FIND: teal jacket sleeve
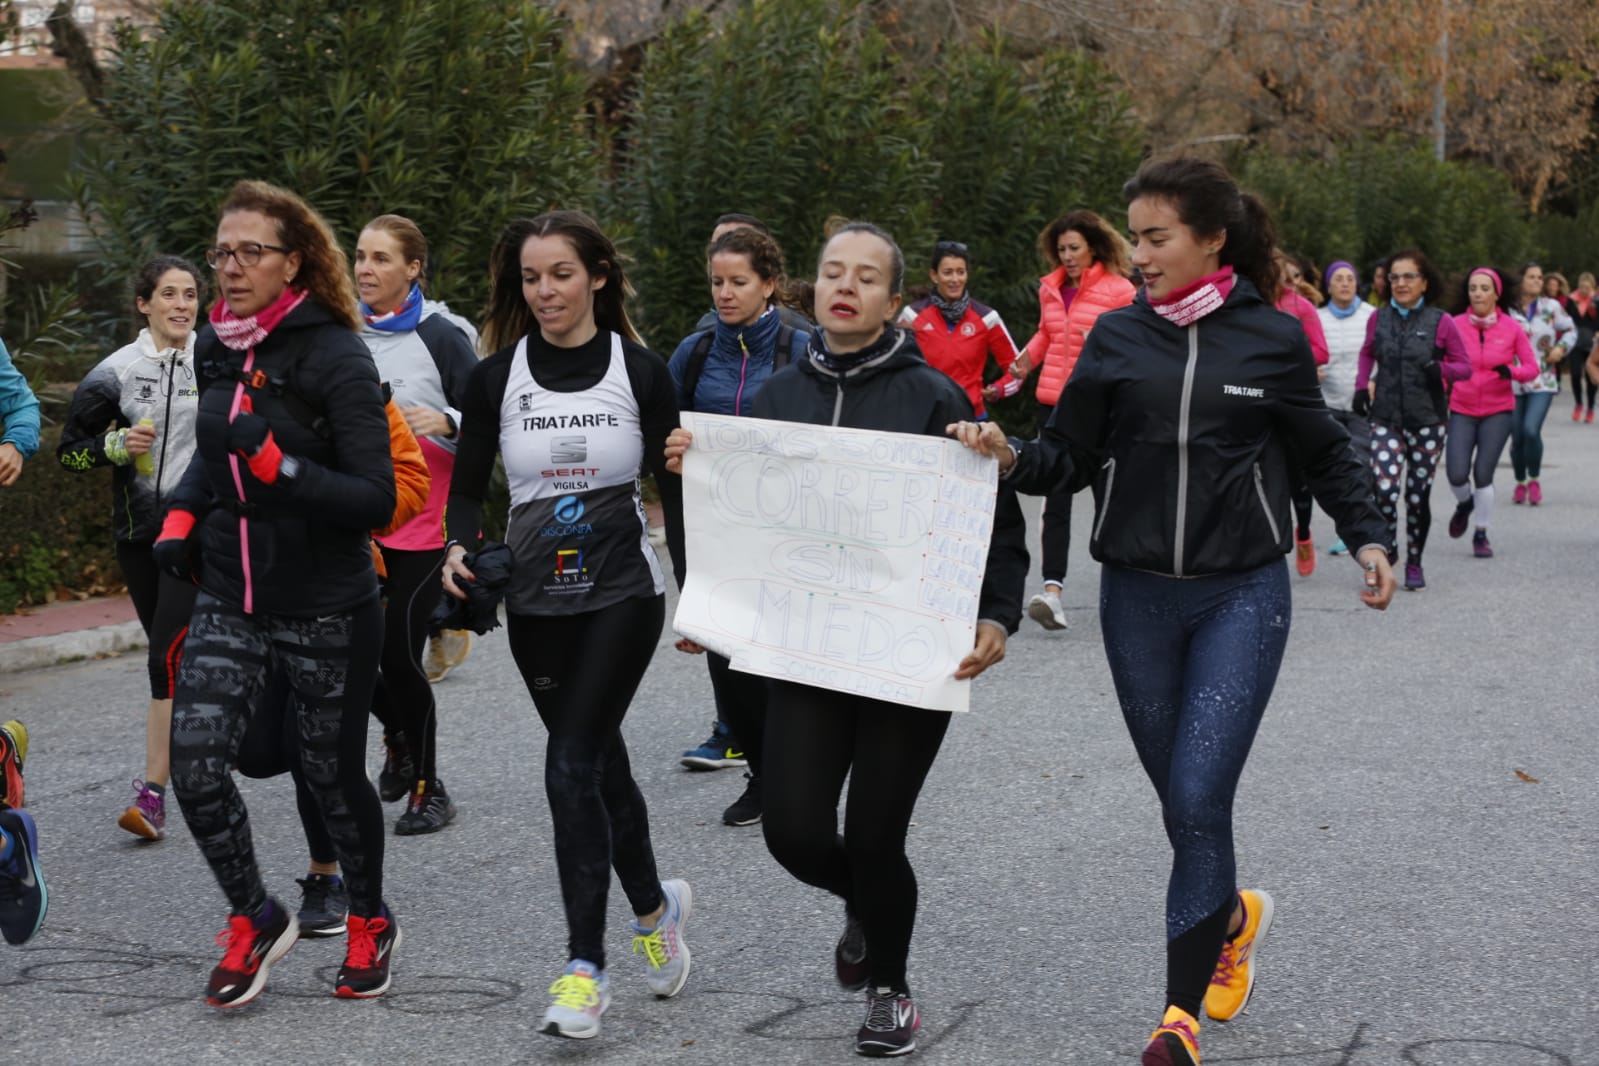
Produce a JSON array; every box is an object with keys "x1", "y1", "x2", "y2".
[{"x1": 0, "y1": 338, "x2": 42, "y2": 458}]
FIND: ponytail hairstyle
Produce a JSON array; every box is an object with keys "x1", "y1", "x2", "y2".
[
  {"x1": 1121, "y1": 157, "x2": 1279, "y2": 301},
  {"x1": 134, "y1": 254, "x2": 205, "y2": 312},
  {"x1": 707, "y1": 226, "x2": 802, "y2": 309},
  {"x1": 361, "y1": 213, "x2": 429, "y2": 290},
  {"x1": 218, "y1": 180, "x2": 359, "y2": 330},
  {"x1": 482, "y1": 209, "x2": 641, "y2": 353}
]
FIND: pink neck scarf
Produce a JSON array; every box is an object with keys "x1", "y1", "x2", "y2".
[
  {"x1": 209, "y1": 287, "x2": 306, "y2": 351},
  {"x1": 1468, "y1": 310, "x2": 1498, "y2": 329},
  {"x1": 1149, "y1": 267, "x2": 1235, "y2": 327}
]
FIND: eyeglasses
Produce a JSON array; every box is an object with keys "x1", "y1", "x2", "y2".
[
  {"x1": 1388, "y1": 272, "x2": 1422, "y2": 283},
  {"x1": 205, "y1": 242, "x2": 291, "y2": 269}
]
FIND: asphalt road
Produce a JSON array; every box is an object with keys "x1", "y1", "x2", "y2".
[{"x1": 2, "y1": 415, "x2": 1596, "y2": 1066}]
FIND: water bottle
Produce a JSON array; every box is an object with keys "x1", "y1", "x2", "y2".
[{"x1": 133, "y1": 419, "x2": 156, "y2": 477}]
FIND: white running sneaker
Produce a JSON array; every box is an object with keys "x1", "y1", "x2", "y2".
[
  {"x1": 631, "y1": 878, "x2": 692, "y2": 997},
  {"x1": 1027, "y1": 588, "x2": 1069, "y2": 631},
  {"x1": 540, "y1": 960, "x2": 609, "y2": 1039}
]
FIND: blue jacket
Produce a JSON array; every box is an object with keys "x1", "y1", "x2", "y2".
[
  {"x1": 668, "y1": 307, "x2": 813, "y2": 416},
  {"x1": 0, "y1": 338, "x2": 41, "y2": 458}
]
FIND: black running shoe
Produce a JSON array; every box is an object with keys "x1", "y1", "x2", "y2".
[
  {"x1": 296, "y1": 873, "x2": 348, "y2": 938},
  {"x1": 206, "y1": 901, "x2": 298, "y2": 1008},
  {"x1": 722, "y1": 773, "x2": 762, "y2": 827},
  {"x1": 0, "y1": 808, "x2": 47, "y2": 946},
  {"x1": 394, "y1": 780, "x2": 456, "y2": 836},
  {"x1": 335, "y1": 910, "x2": 400, "y2": 998},
  {"x1": 377, "y1": 734, "x2": 415, "y2": 803},
  {"x1": 836, "y1": 910, "x2": 869, "y2": 991},
  {"x1": 855, "y1": 987, "x2": 920, "y2": 1057}
]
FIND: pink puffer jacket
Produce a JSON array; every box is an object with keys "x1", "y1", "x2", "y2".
[{"x1": 1024, "y1": 261, "x2": 1135, "y2": 406}]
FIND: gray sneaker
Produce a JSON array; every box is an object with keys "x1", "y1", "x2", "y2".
[
  {"x1": 540, "y1": 959, "x2": 609, "y2": 1039},
  {"x1": 1027, "y1": 589, "x2": 1069, "y2": 631},
  {"x1": 295, "y1": 873, "x2": 348, "y2": 938},
  {"x1": 631, "y1": 878, "x2": 692, "y2": 997}
]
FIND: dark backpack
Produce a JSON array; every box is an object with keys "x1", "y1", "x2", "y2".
[{"x1": 680, "y1": 322, "x2": 801, "y2": 411}]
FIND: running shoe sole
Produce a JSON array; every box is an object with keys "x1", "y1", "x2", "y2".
[
  {"x1": 541, "y1": 1015, "x2": 601, "y2": 1040},
  {"x1": 334, "y1": 925, "x2": 402, "y2": 999},
  {"x1": 1026, "y1": 596, "x2": 1068, "y2": 631},
  {"x1": 1209, "y1": 890, "x2": 1274, "y2": 1023},
  {"x1": 679, "y1": 754, "x2": 747, "y2": 770},
  {"x1": 652, "y1": 879, "x2": 693, "y2": 998},
  {"x1": 117, "y1": 806, "x2": 163, "y2": 841},
  {"x1": 0, "y1": 810, "x2": 47, "y2": 945},
  {"x1": 207, "y1": 916, "x2": 299, "y2": 1010},
  {"x1": 298, "y1": 919, "x2": 347, "y2": 938}
]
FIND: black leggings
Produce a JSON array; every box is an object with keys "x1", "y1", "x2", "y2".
[
  {"x1": 506, "y1": 595, "x2": 666, "y2": 969},
  {"x1": 1570, "y1": 354, "x2": 1597, "y2": 408},
  {"x1": 236, "y1": 669, "x2": 338, "y2": 867},
  {"x1": 708, "y1": 652, "x2": 769, "y2": 776},
  {"x1": 761, "y1": 681, "x2": 951, "y2": 993},
  {"x1": 116, "y1": 540, "x2": 198, "y2": 700},
  {"x1": 171, "y1": 593, "x2": 386, "y2": 916},
  {"x1": 1038, "y1": 404, "x2": 1072, "y2": 585},
  {"x1": 370, "y1": 546, "x2": 445, "y2": 782}
]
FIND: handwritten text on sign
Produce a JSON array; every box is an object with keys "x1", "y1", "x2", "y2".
[{"x1": 672, "y1": 414, "x2": 998, "y2": 712}]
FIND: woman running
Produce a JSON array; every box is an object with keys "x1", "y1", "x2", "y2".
[
  {"x1": 1564, "y1": 271, "x2": 1598, "y2": 422},
  {"x1": 1011, "y1": 211, "x2": 1134, "y2": 632},
  {"x1": 1272, "y1": 249, "x2": 1330, "y2": 574},
  {"x1": 1353, "y1": 248, "x2": 1470, "y2": 590},
  {"x1": 161, "y1": 180, "x2": 398, "y2": 1007},
  {"x1": 952, "y1": 156, "x2": 1395, "y2": 1066},
  {"x1": 57, "y1": 256, "x2": 203, "y2": 840},
  {"x1": 666, "y1": 221, "x2": 1028, "y2": 1058},
  {"x1": 896, "y1": 239, "x2": 1023, "y2": 417},
  {"x1": 443, "y1": 210, "x2": 692, "y2": 1040},
  {"x1": 353, "y1": 213, "x2": 478, "y2": 835},
  {"x1": 668, "y1": 225, "x2": 812, "y2": 828},
  {"x1": 1445, "y1": 268, "x2": 1538, "y2": 558},
  {"x1": 1316, "y1": 261, "x2": 1377, "y2": 556},
  {"x1": 1508, "y1": 262, "x2": 1576, "y2": 505}
]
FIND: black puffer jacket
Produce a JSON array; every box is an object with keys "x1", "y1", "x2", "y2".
[
  {"x1": 1008, "y1": 278, "x2": 1387, "y2": 577},
  {"x1": 750, "y1": 327, "x2": 1029, "y2": 633},
  {"x1": 169, "y1": 299, "x2": 396, "y2": 616}
]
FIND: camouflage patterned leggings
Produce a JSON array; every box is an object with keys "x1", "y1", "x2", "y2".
[{"x1": 171, "y1": 592, "x2": 386, "y2": 917}]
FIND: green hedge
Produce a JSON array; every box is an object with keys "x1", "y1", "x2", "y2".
[{"x1": 0, "y1": 425, "x2": 122, "y2": 613}]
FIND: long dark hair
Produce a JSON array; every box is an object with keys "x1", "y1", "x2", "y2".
[
  {"x1": 134, "y1": 254, "x2": 204, "y2": 309},
  {"x1": 1388, "y1": 248, "x2": 1443, "y2": 305},
  {"x1": 482, "y1": 210, "x2": 641, "y2": 352},
  {"x1": 219, "y1": 180, "x2": 359, "y2": 331},
  {"x1": 1121, "y1": 157, "x2": 1278, "y2": 300},
  {"x1": 707, "y1": 227, "x2": 804, "y2": 311}
]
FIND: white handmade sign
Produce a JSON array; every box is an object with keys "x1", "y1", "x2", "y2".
[{"x1": 672, "y1": 412, "x2": 999, "y2": 713}]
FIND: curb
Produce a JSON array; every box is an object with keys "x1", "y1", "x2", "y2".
[{"x1": 0, "y1": 621, "x2": 148, "y2": 674}]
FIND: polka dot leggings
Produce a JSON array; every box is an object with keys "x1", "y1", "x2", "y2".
[{"x1": 1370, "y1": 422, "x2": 1445, "y2": 566}]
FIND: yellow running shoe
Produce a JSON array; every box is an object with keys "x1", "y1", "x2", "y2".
[
  {"x1": 1143, "y1": 1005, "x2": 1200, "y2": 1065},
  {"x1": 1204, "y1": 888, "x2": 1275, "y2": 1022},
  {"x1": 0, "y1": 720, "x2": 27, "y2": 810}
]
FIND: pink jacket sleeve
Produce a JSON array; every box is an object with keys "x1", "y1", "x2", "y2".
[
  {"x1": 1434, "y1": 315, "x2": 1471, "y2": 383},
  {"x1": 1296, "y1": 295, "x2": 1330, "y2": 365},
  {"x1": 1354, "y1": 311, "x2": 1381, "y2": 391}
]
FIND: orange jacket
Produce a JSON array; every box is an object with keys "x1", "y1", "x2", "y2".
[
  {"x1": 1024, "y1": 262, "x2": 1136, "y2": 406},
  {"x1": 371, "y1": 396, "x2": 432, "y2": 578}
]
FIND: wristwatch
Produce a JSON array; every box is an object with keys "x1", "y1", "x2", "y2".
[{"x1": 279, "y1": 455, "x2": 303, "y2": 482}]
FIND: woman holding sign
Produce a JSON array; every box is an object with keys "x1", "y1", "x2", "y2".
[
  {"x1": 951, "y1": 158, "x2": 1394, "y2": 1066},
  {"x1": 666, "y1": 221, "x2": 1028, "y2": 1058},
  {"x1": 443, "y1": 210, "x2": 692, "y2": 1041}
]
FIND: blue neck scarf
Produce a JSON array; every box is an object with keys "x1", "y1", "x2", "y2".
[
  {"x1": 362, "y1": 282, "x2": 424, "y2": 332},
  {"x1": 1328, "y1": 299, "x2": 1361, "y2": 319},
  {"x1": 1390, "y1": 296, "x2": 1425, "y2": 319}
]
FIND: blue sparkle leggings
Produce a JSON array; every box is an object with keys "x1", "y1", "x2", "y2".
[{"x1": 1099, "y1": 558, "x2": 1291, "y2": 1014}]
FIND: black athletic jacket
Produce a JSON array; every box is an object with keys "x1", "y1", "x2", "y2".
[
  {"x1": 751, "y1": 328, "x2": 1029, "y2": 634},
  {"x1": 168, "y1": 299, "x2": 396, "y2": 616},
  {"x1": 1008, "y1": 278, "x2": 1388, "y2": 577}
]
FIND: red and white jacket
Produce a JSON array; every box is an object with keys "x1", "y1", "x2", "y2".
[{"x1": 897, "y1": 297, "x2": 1021, "y2": 417}]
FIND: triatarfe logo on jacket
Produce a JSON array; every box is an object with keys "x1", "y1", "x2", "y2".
[{"x1": 1222, "y1": 384, "x2": 1265, "y2": 398}]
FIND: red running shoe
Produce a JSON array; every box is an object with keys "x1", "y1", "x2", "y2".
[
  {"x1": 1529, "y1": 479, "x2": 1543, "y2": 505},
  {"x1": 206, "y1": 903, "x2": 299, "y2": 1008},
  {"x1": 1294, "y1": 536, "x2": 1315, "y2": 576},
  {"x1": 1587, "y1": 408, "x2": 1595, "y2": 423},
  {"x1": 336, "y1": 911, "x2": 400, "y2": 998},
  {"x1": 1513, "y1": 482, "x2": 1528, "y2": 505}
]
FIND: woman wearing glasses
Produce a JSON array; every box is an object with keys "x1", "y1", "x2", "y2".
[
  {"x1": 1353, "y1": 249, "x2": 1471, "y2": 590},
  {"x1": 57, "y1": 256, "x2": 204, "y2": 842},
  {"x1": 896, "y1": 239, "x2": 1024, "y2": 418},
  {"x1": 1010, "y1": 211, "x2": 1135, "y2": 631},
  {"x1": 161, "y1": 180, "x2": 399, "y2": 1007},
  {"x1": 1508, "y1": 262, "x2": 1576, "y2": 504}
]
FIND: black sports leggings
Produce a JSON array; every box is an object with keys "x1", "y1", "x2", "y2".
[
  {"x1": 171, "y1": 592, "x2": 386, "y2": 916},
  {"x1": 116, "y1": 540, "x2": 198, "y2": 700},
  {"x1": 761, "y1": 681, "x2": 951, "y2": 992},
  {"x1": 236, "y1": 669, "x2": 338, "y2": 867},
  {"x1": 708, "y1": 652, "x2": 768, "y2": 776},
  {"x1": 506, "y1": 595, "x2": 666, "y2": 970},
  {"x1": 1038, "y1": 403, "x2": 1073, "y2": 585},
  {"x1": 1570, "y1": 354, "x2": 1597, "y2": 408},
  {"x1": 370, "y1": 545, "x2": 445, "y2": 782}
]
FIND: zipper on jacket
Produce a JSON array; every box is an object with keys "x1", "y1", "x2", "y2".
[
  {"x1": 1092, "y1": 457, "x2": 1116, "y2": 541},
  {"x1": 155, "y1": 351, "x2": 177, "y2": 509},
  {"x1": 1173, "y1": 325, "x2": 1200, "y2": 576},
  {"x1": 734, "y1": 333, "x2": 751, "y2": 415},
  {"x1": 831, "y1": 379, "x2": 845, "y2": 426},
  {"x1": 1252, "y1": 462, "x2": 1282, "y2": 543}
]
